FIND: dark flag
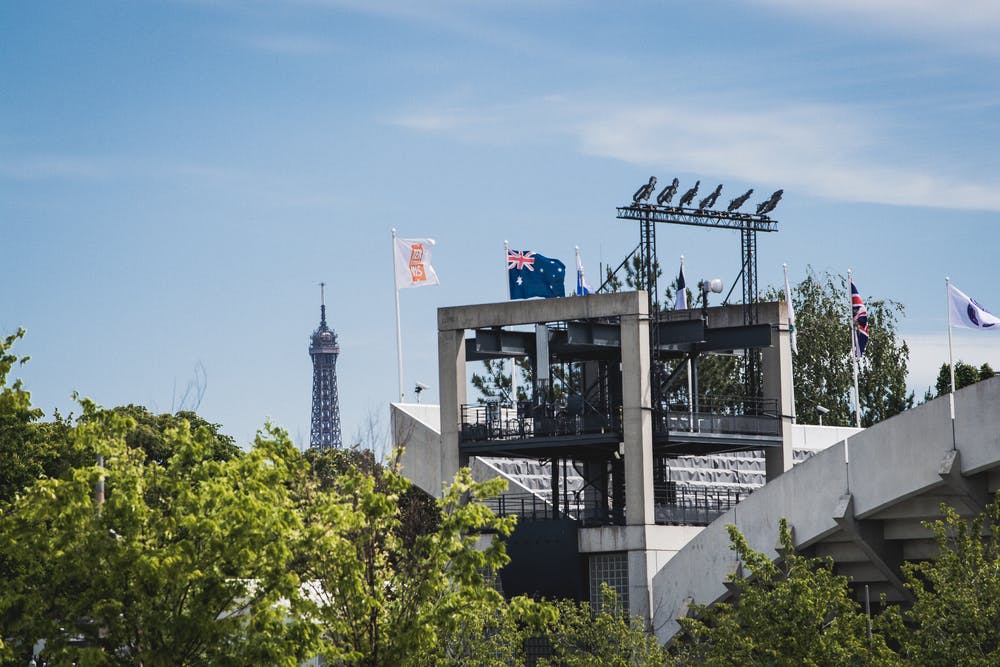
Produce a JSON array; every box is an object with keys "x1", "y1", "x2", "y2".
[
  {"x1": 507, "y1": 249, "x2": 566, "y2": 300},
  {"x1": 851, "y1": 278, "x2": 869, "y2": 357}
]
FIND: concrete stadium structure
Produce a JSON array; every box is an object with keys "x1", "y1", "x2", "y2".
[
  {"x1": 390, "y1": 289, "x2": 1000, "y2": 643},
  {"x1": 651, "y1": 376, "x2": 1000, "y2": 642}
]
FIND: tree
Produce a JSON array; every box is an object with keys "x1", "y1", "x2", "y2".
[
  {"x1": 0, "y1": 329, "x2": 60, "y2": 506},
  {"x1": 934, "y1": 360, "x2": 986, "y2": 397},
  {"x1": 669, "y1": 519, "x2": 899, "y2": 665},
  {"x1": 0, "y1": 407, "x2": 316, "y2": 666},
  {"x1": 772, "y1": 268, "x2": 912, "y2": 427},
  {"x1": 538, "y1": 586, "x2": 667, "y2": 667},
  {"x1": 980, "y1": 362, "x2": 996, "y2": 382},
  {"x1": 297, "y1": 456, "x2": 519, "y2": 666},
  {"x1": 880, "y1": 495, "x2": 1000, "y2": 666}
]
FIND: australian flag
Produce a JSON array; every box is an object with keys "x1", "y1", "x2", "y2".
[
  {"x1": 851, "y1": 278, "x2": 869, "y2": 358},
  {"x1": 508, "y1": 249, "x2": 566, "y2": 300}
]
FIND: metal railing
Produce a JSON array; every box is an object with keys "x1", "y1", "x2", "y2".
[
  {"x1": 656, "y1": 396, "x2": 780, "y2": 437},
  {"x1": 485, "y1": 484, "x2": 746, "y2": 528},
  {"x1": 460, "y1": 402, "x2": 618, "y2": 443},
  {"x1": 654, "y1": 483, "x2": 744, "y2": 525}
]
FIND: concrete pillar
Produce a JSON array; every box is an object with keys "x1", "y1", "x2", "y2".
[
  {"x1": 762, "y1": 301, "x2": 795, "y2": 481},
  {"x1": 437, "y1": 328, "x2": 466, "y2": 497},
  {"x1": 619, "y1": 299, "x2": 653, "y2": 526}
]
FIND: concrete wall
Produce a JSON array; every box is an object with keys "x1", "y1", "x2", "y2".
[
  {"x1": 650, "y1": 377, "x2": 1000, "y2": 642},
  {"x1": 392, "y1": 403, "x2": 447, "y2": 496}
]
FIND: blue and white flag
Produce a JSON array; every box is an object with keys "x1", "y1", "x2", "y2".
[
  {"x1": 575, "y1": 247, "x2": 592, "y2": 296},
  {"x1": 674, "y1": 259, "x2": 687, "y2": 310},
  {"x1": 949, "y1": 283, "x2": 1000, "y2": 330},
  {"x1": 508, "y1": 249, "x2": 566, "y2": 300}
]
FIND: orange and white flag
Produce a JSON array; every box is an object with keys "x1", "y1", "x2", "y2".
[{"x1": 394, "y1": 237, "x2": 440, "y2": 288}]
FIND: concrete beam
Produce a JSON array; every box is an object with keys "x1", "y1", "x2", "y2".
[
  {"x1": 833, "y1": 493, "x2": 912, "y2": 603},
  {"x1": 439, "y1": 291, "x2": 647, "y2": 331},
  {"x1": 937, "y1": 449, "x2": 988, "y2": 514}
]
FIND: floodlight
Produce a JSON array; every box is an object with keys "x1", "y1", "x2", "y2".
[
  {"x1": 727, "y1": 188, "x2": 753, "y2": 212},
  {"x1": 699, "y1": 184, "x2": 723, "y2": 209},
  {"x1": 756, "y1": 189, "x2": 783, "y2": 215},
  {"x1": 656, "y1": 177, "x2": 680, "y2": 205},
  {"x1": 702, "y1": 278, "x2": 723, "y2": 294},
  {"x1": 678, "y1": 180, "x2": 700, "y2": 208},
  {"x1": 632, "y1": 176, "x2": 657, "y2": 204}
]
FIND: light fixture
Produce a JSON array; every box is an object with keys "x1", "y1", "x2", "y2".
[
  {"x1": 678, "y1": 180, "x2": 700, "y2": 208},
  {"x1": 699, "y1": 184, "x2": 723, "y2": 209},
  {"x1": 632, "y1": 176, "x2": 657, "y2": 204},
  {"x1": 756, "y1": 189, "x2": 784, "y2": 215},
  {"x1": 656, "y1": 177, "x2": 680, "y2": 205},
  {"x1": 700, "y1": 278, "x2": 723, "y2": 317},
  {"x1": 816, "y1": 404, "x2": 829, "y2": 425},
  {"x1": 727, "y1": 188, "x2": 753, "y2": 212},
  {"x1": 414, "y1": 381, "x2": 429, "y2": 403}
]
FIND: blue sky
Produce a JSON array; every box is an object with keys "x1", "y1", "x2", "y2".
[{"x1": 3, "y1": 0, "x2": 1000, "y2": 447}]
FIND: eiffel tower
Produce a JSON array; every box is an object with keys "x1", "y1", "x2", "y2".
[{"x1": 309, "y1": 283, "x2": 342, "y2": 448}]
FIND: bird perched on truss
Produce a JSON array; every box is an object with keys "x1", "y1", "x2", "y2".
[
  {"x1": 678, "y1": 180, "x2": 700, "y2": 208},
  {"x1": 699, "y1": 184, "x2": 723, "y2": 209},
  {"x1": 656, "y1": 177, "x2": 680, "y2": 205},
  {"x1": 756, "y1": 189, "x2": 784, "y2": 215},
  {"x1": 727, "y1": 188, "x2": 754, "y2": 212},
  {"x1": 632, "y1": 176, "x2": 657, "y2": 204}
]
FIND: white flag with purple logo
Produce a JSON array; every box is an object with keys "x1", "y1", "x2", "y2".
[{"x1": 949, "y1": 283, "x2": 1000, "y2": 330}]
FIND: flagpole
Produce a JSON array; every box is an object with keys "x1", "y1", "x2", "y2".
[
  {"x1": 784, "y1": 263, "x2": 797, "y2": 424},
  {"x1": 849, "y1": 269, "x2": 861, "y2": 428},
  {"x1": 505, "y1": 241, "x2": 517, "y2": 404},
  {"x1": 946, "y1": 276, "x2": 956, "y2": 422},
  {"x1": 392, "y1": 228, "x2": 404, "y2": 402},
  {"x1": 681, "y1": 254, "x2": 694, "y2": 430}
]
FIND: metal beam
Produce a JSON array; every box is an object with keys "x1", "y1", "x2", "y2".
[
  {"x1": 466, "y1": 329, "x2": 535, "y2": 361},
  {"x1": 658, "y1": 323, "x2": 772, "y2": 354},
  {"x1": 616, "y1": 205, "x2": 779, "y2": 232},
  {"x1": 654, "y1": 319, "x2": 705, "y2": 346},
  {"x1": 567, "y1": 321, "x2": 622, "y2": 348}
]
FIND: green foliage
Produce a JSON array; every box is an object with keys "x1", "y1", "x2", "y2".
[
  {"x1": 539, "y1": 585, "x2": 667, "y2": 667},
  {"x1": 0, "y1": 329, "x2": 54, "y2": 506},
  {"x1": 471, "y1": 358, "x2": 530, "y2": 403},
  {"x1": 670, "y1": 518, "x2": 898, "y2": 666},
  {"x1": 934, "y1": 360, "x2": 990, "y2": 397},
  {"x1": 0, "y1": 407, "x2": 315, "y2": 666},
  {"x1": 770, "y1": 268, "x2": 912, "y2": 426},
  {"x1": 100, "y1": 404, "x2": 239, "y2": 465},
  {"x1": 881, "y1": 494, "x2": 1000, "y2": 666},
  {"x1": 298, "y1": 459, "x2": 517, "y2": 666}
]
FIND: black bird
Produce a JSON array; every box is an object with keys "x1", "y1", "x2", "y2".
[
  {"x1": 727, "y1": 188, "x2": 754, "y2": 212},
  {"x1": 699, "y1": 184, "x2": 723, "y2": 209},
  {"x1": 632, "y1": 176, "x2": 657, "y2": 204},
  {"x1": 756, "y1": 189, "x2": 784, "y2": 215},
  {"x1": 656, "y1": 178, "x2": 680, "y2": 206},
  {"x1": 678, "y1": 180, "x2": 700, "y2": 208}
]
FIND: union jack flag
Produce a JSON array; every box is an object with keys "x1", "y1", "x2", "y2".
[
  {"x1": 851, "y1": 278, "x2": 869, "y2": 358},
  {"x1": 507, "y1": 250, "x2": 536, "y2": 271}
]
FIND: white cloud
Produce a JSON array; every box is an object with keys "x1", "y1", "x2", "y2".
[
  {"x1": 393, "y1": 94, "x2": 1000, "y2": 212},
  {"x1": 753, "y1": 0, "x2": 1000, "y2": 54},
  {"x1": 574, "y1": 100, "x2": 1000, "y2": 211}
]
